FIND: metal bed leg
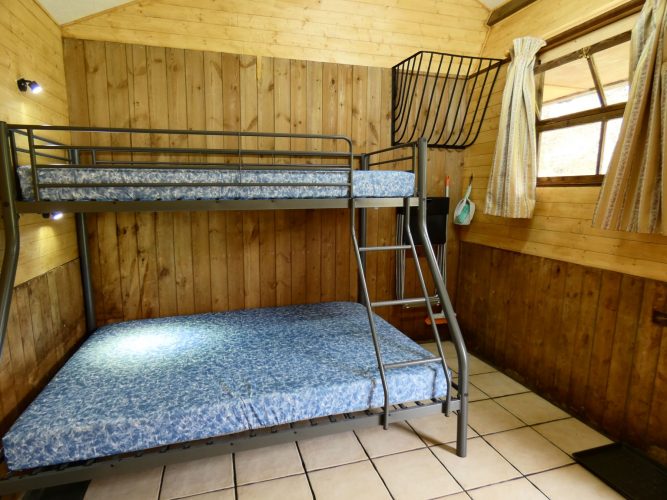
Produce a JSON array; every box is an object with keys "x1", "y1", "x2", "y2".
[
  {"x1": 416, "y1": 137, "x2": 469, "y2": 457},
  {"x1": 0, "y1": 122, "x2": 20, "y2": 359},
  {"x1": 76, "y1": 213, "x2": 96, "y2": 334}
]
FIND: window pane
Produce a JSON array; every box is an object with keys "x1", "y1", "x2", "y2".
[
  {"x1": 541, "y1": 58, "x2": 599, "y2": 119},
  {"x1": 593, "y1": 41, "x2": 631, "y2": 104},
  {"x1": 538, "y1": 122, "x2": 602, "y2": 177},
  {"x1": 601, "y1": 118, "x2": 623, "y2": 174}
]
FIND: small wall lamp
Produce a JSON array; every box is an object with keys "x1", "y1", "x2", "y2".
[{"x1": 17, "y1": 78, "x2": 42, "y2": 94}]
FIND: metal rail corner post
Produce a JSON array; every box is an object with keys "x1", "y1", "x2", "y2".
[
  {"x1": 0, "y1": 122, "x2": 20, "y2": 358},
  {"x1": 416, "y1": 136, "x2": 469, "y2": 457},
  {"x1": 357, "y1": 154, "x2": 369, "y2": 305},
  {"x1": 75, "y1": 213, "x2": 96, "y2": 334}
]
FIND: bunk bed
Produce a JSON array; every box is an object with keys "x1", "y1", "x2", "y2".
[{"x1": 0, "y1": 123, "x2": 470, "y2": 493}]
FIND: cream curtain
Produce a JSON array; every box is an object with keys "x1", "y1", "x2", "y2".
[
  {"x1": 485, "y1": 37, "x2": 545, "y2": 218},
  {"x1": 593, "y1": 0, "x2": 666, "y2": 234}
]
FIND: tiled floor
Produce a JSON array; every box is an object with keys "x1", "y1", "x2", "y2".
[{"x1": 83, "y1": 342, "x2": 620, "y2": 500}]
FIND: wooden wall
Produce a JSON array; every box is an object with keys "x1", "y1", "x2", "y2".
[
  {"x1": 0, "y1": 0, "x2": 78, "y2": 285},
  {"x1": 62, "y1": 38, "x2": 464, "y2": 338},
  {"x1": 0, "y1": 1, "x2": 86, "y2": 435},
  {"x1": 60, "y1": 0, "x2": 490, "y2": 68},
  {"x1": 457, "y1": 242, "x2": 667, "y2": 464},
  {"x1": 461, "y1": 0, "x2": 667, "y2": 282}
]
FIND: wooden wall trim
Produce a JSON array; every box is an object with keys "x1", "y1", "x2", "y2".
[
  {"x1": 487, "y1": 0, "x2": 539, "y2": 27},
  {"x1": 456, "y1": 241, "x2": 667, "y2": 464}
]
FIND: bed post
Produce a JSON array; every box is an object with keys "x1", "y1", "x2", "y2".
[
  {"x1": 357, "y1": 154, "x2": 368, "y2": 305},
  {"x1": 0, "y1": 122, "x2": 20, "y2": 358},
  {"x1": 416, "y1": 136, "x2": 469, "y2": 457},
  {"x1": 75, "y1": 213, "x2": 96, "y2": 334}
]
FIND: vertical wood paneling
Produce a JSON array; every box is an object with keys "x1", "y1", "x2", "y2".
[
  {"x1": 457, "y1": 241, "x2": 667, "y2": 465},
  {"x1": 63, "y1": 39, "x2": 457, "y2": 338},
  {"x1": 0, "y1": 260, "x2": 85, "y2": 435}
]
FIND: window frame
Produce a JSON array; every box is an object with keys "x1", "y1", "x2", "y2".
[{"x1": 535, "y1": 31, "x2": 630, "y2": 186}]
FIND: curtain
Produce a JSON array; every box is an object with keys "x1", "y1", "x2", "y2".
[
  {"x1": 485, "y1": 37, "x2": 545, "y2": 218},
  {"x1": 593, "y1": 0, "x2": 666, "y2": 234}
]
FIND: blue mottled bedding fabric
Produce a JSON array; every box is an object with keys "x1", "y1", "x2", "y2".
[
  {"x1": 17, "y1": 166, "x2": 414, "y2": 200},
  {"x1": 2, "y1": 302, "x2": 446, "y2": 470}
]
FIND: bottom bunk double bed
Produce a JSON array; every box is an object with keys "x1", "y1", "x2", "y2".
[{"x1": 0, "y1": 302, "x2": 456, "y2": 492}]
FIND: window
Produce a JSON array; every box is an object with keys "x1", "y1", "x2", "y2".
[{"x1": 536, "y1": 32, "x2": 631, "y2": 186}]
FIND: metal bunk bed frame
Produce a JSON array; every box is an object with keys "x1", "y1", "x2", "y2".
[{"x1": 0, "y1": 122, "x2": 469, "y2": 494}]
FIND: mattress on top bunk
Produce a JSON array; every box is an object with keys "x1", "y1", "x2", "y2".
[
  {"x1": 16, "y1": 166, "x2": 415, "y2": 201},
  {"x1": 2, "y1": 302, "x2": 447, "y2": 471}
]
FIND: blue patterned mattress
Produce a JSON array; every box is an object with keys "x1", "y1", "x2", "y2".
[
  {"x1": 2, "y1": 302, "x2": 446, "y2": 470},
  {"x1": 16, "y1": 166, "x2": 414, "y2": 201}
]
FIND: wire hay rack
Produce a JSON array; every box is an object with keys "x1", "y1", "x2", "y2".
[{"x1": 392, "y1": 51, "x2": 504, "y2": 149}]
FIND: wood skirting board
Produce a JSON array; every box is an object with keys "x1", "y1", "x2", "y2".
[
  {"x1": 456, "y1": 242, "x2": 667, "y2": 465},
  {"x1": 0, "y1": 259, "x2": 86, "y2": 435}
]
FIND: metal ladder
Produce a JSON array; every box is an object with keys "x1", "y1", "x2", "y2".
[{"x1": 350, "y1": 138, "x2": 469, "y2": 456}]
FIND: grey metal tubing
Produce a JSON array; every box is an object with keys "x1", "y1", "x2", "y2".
[
  {"x1": 384, "y1": 357, "x2": 441, "y2": 369},
  {"x1": 75, "y1": 213, "x2": 96, "y2": 334},
  {"x1": 416, "y1": 137, "x2": 468, "y2": 457},
  {"x1": 0, "y1": 399, "x2": 446, "y2": 495},
  {"x1": 357, "y1": 155, "x2": 368, "y2": 306},
  {"x1": 0, "y1": 122, "x2": 20, "y2": 360},
  {"x1": 402, "y1": 197, "x2": 452, "y2": 417},
  {"x1": 359, "y1": 245, "x2": 410, "y2": 252},
  {"x1": 350, "y1": 198, "x2": 390, "y2": 429},
  {"x1": 371, "y1": 297, "x2": 427, "y2": 308},
  {"x1": 15, "y1": 198, "x2": 416, "y2": 215}
]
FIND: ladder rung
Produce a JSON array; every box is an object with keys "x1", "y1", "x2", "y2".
[
  {"x1": 371, "y1": 297, "x2": 427, "y2": 308},
  {"x1": 384, "y1": 357, "x2": 443, "y2": 369},
  {"x1": 359, "y1": 244, "x2": 411, "y2": 252}
]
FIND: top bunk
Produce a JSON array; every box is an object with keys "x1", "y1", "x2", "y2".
[{"x1": 0, "y1": 123, "x2": 425, "y2": 214}]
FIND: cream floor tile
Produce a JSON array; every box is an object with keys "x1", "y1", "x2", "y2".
[
  {"x1": 431, "y1": 437, "x2": 520, "y2": 490},
  {"x1": 181, "y1": 490, "x2": 235, "y2": 500},
  {"x1": 436, "y1": 493, "x2": 471, "y2": 499},
  {"x1": 469, "y1": 372, "x2": 528, "y2": 397},
  {"x1": 355, "y1": 421, "x2": 425, "y2": 458},
  {"x1": 237, "y1": 474, "x2": 313, "y2": 500},
  {"x1": 468, "y1": 382, "x2": 491, "y2": 402},
  {"x1": 298, "y1": 431, "x2": 367, "y2": 471},
  {"x1": 160, "y1": 454, "x2": 233, "y2": 499},
  {"x1": 452, "y1": 379, "x2": 490, "y2": 402},
  {"x1": 533, "y1": 418, "x2": 613, "y2": 455},
  {"x1": 407, "y1": 412, "x2": 478, "y2": 446},
  {"x1": 468, "y1": 400, "x2": 525, "y2": 435},
  {"x1": 485, "y1": 427, "x2": 573, "y2": 475},
  {"x1": 495, "y1": 393, "x2": 569, "y2": 425},
  {"x1": 308, "y1": 460, "x2": 391, "y2": 500},
  {"x1": 373, "y1": 448, "x2": 462, "y2": 499},
  {"x1": 235, "y1": 442, "x2": 303, "y2": 486},
  {"x1": 468, "y1": 355, "x2": 496, "y2": 375},
  {"x1": 84, "y1": 467, "x2": 163, "y2": 500},
  {"x1": 468, "y1": 478, "x2": 548, "y2": 500},
  {"x1": 529, "y1": 464, "x2": 624, "y2": 499}
]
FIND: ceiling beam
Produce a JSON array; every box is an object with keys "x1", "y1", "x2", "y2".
[{"x1": 487, "y1": 0, "x2": 539, "y2": 26}]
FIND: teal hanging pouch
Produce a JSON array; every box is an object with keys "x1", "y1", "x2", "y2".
[{"x1": 454, "y1": 175, "x2": 475, "y2": 226}]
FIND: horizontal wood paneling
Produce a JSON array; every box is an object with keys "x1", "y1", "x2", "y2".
[
  {"x1": 0, "y1": 0, "x2": 77, "y2": 285},
  {"x1": 0, "y1": 259, "x2": 86, "y2": 435},
  {"x1": 461, "y1": 0, "x2": 667, "y2": 282},
  {"x1": 457, "y1": 242, "x2": 667, "y2": 464},
  {"x1": 64, "y1": 39, "x2": 463, "y2": 339},
  {"x1": 61, "y1": 0, "x2": 490, "y2": 68}
]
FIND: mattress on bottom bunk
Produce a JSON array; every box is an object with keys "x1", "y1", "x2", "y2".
[
  {"x1": 2, "y1": 302, "x2": 447, "y2": 470},
  {"x1": 16, "y1": 166, "x2": 415, "y2": 201}
]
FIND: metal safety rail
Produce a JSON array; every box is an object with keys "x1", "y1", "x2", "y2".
[
  {"x1": 353, "y1": 137, "x2": 469, "y2": 452},
  {"x1": 392, "y1": 51, "x2": 503, "y2": 148},
  {"x1": 0, "y1": 123, "x2": 469, "y2": 494}
]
